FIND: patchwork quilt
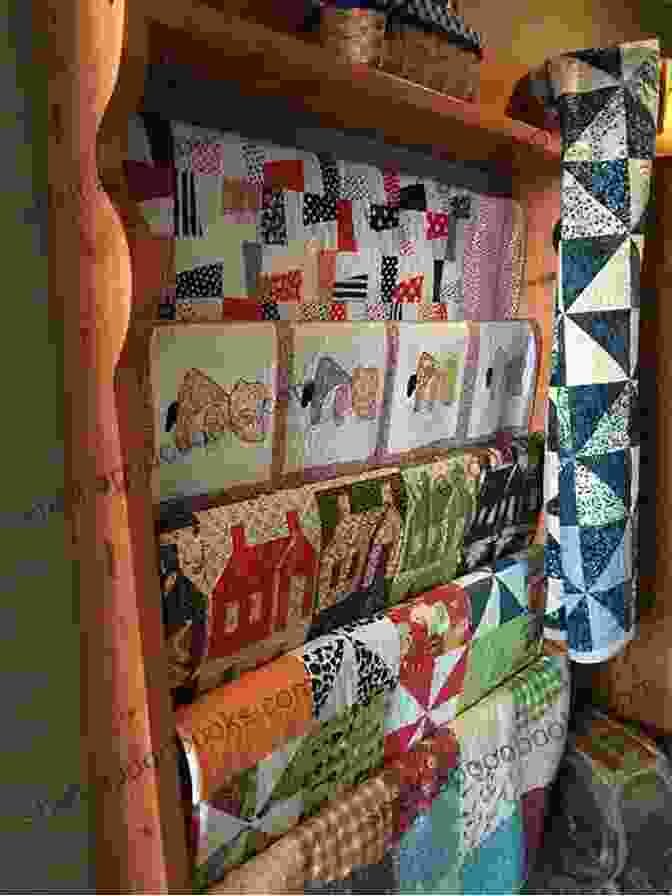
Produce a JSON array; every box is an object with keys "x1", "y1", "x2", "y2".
[
  {"x1": 383, "y1": 547, "x2": 545, "y2": 760},
  {"x1": 179, "y1": 613, "x2": 401, "y2": 890},
  {"x1": 126, "y1": 116, "x2": 526, "y2": 324},
  {"x1": 159, "y1": 445, "x2": 544, "y2": 692},
  {"x1": 207, "y1": 654, "x2": 570, "y2": 894},
  {"x1": 542, "y1": 40, "x2": 660, "y2": 661}
]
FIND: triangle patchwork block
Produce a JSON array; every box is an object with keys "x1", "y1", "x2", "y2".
[
  {"x1": 569, "y1": 48, "x2": 623, "y2": 81},
  {"x1": 565, "y1": 161, "x2": 630, "y2": 231},
  {"x1": 574, "y1": 461, "x2": 628, "y2": 528},
  {"x1": 565, "y1": 238, "x2": 631, "y2": 312},
  {"x1": 561, "y1": 170, "x2": 628, "y2": 239},
  {"x1": 568, "y1": 310, "x2": 631, "y2": 374},
  {"x1": 465, "y1": 576, "x2": 494, "y2": 632},
  {"x1": 563, "y1": 316, "x2": 629, "y2": 385},
  {"x1": 560, "y1": 87, "x2": 623, "y2": 154},
  {"x1": 579, "y1": 520, "x2": 627, "y2": 589},
  {"x1": 576, "y1": 380, "x2": 633, "y2": 457},
  {"x1": 564, "y1": 88, "x2": 628, "y2": 162},
  {"x1": 561, "y1": 236, "x2": 623, "y2": 311}
]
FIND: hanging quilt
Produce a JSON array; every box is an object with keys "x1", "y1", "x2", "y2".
[
  {"x1": 125, "y1": 114, "x2": 527, "y2": 323},
  {"x1": 149, "y1": 323, "x2": 278, "y2": 503},
  {"x1": 543, "y1": 40, "x2": 660, "y2": 661},
  {"x1": 158, "y1": 485, "x2": 321, "y2": 695}
]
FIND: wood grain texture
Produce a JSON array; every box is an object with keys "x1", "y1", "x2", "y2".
[
  {"x1": 50, "y1": 0, "x2": 189, "y2": 890},
  {"x1": 143, "y1": 3, "x2": 561, "y2": 169}
]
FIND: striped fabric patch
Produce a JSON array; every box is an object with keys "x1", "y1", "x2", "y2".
[
  {"x1": 333, "y1": 273, "x2": 369, "y2": 302},
  {"x1": 174, "y1": 169, "x2": 203, "y2": 238}
]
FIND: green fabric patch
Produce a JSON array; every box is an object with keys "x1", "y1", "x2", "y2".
[{"x1": 459, "y1": 616, "x2": 536, "y2": 711}]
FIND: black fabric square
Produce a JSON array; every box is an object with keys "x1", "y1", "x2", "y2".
[
  {"x1": 370, "y1": 204, "x2": 400, "y2": 232},
  {"x1": 398, "y1": 183, "x2": 427, "y2": 211}
]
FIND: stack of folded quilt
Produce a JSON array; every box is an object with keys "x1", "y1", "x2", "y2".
[{"x1": 127, "y1": 111, "x2": 568, "y2": 893}]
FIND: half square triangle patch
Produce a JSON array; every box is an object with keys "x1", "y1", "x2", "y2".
[
  {"x1": 564, "y1": 160, "x2": 630, "y2": 231},
  {"x1": 561, "y1": 169, "x2": 628, "y2": 239},
  {"x1": 563, "y1": 236, "x2": 631, "y2": 312},
  {"x1": 563, "y1": 315, "x2": 629, "y2": 385},
  {"x1": 559, "y1": 87, "x2": 623, "y2": 155}
]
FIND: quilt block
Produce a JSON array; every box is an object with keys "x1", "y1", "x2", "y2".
[
  {"x1": 282, "y1": 323, "x2": 388, "y2": 475},
  {"x1": 385, "y1": 586, "x2": 472, "y2": 761},
  {"x1": 457, "y1": 547, "x2": 545, "y2": 713},
  {"x1": 308, "y1": 470, "x2": 404, "y2": 639},
  {"x1": 388, "y1": 452, "x2": 481, "y2": 607},
  {"x1": 159, "y1": 485, "x2": 322, "y2": 696},
  {"x1": 458, "y1": 434, "x2": 544, "y2": 575},
  {"x1": 150, "y1": 323, "x2": 278, "y2": 502},
  {"x1": 384, "y1": 322, "x2": 469, "y2": 454}
]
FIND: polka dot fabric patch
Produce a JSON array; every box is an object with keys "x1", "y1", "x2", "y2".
[
  {"x1": 176, "y1": 263, "x2": 223, "y2": 299},
  {"x1": 243, "y1": 143, "x2": 266, "y2": 184},
  {"x1": 191, "y1": 141, "x2": 224, "y2": 176},
  {"x1": 317, "y1": 154, "x2": 341, "y2": 201},
  {"x1": 381, "y1": 256, "x2": 399, "y2": 302},
  {"x1": 262, "y1": 188, "x2": 288, "y2": 245},
  {"x1": 304, "y1": 194, "x2": 338, "y2": 226}
]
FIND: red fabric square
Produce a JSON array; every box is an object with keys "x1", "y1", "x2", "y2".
[
  {"x1": 384, "y1": 170, "x2": 401, "y2": 207},
  {"x1": 263, "y1": 160, "x2": 305, "y2": 192},
  {"x1": 221, "y1": 299, "x2": 264, "y2": 321},
  {"x1": 318, "y1": 250, "x2": 337, "y2": 290},
  {"x1": 330, "y1": 302, "x2": 347, "y2": 321},
  {"x1": 393, "y1": 274, "x2": 424, "y2": 304},
  {"x1": 337, "y1": 199, "x2": 357, "y2": 252},
  {"x1": 426, "y1": 211, "x2": 451, "y2": 239},
  {"x1": 271, "y1": 270, "x2": 303, "y2": 303},
  {"x1": 124, "y1": 160, "x2": 175, "y2": 201}
]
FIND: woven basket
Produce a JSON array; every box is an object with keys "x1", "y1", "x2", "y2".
[
  {"x1": 319, "y1": 7, "x2": 387, "y2": 66},
  {"x1": 382, "y1": 20, "x2": 480, "y2": 100}
]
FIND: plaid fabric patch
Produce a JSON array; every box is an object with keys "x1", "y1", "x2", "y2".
[{"x1": 508, "y1": 655, "x2": 566, "y2": 728}]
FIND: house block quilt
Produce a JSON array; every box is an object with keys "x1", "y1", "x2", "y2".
[{"x1": 159, "y1": 443, "x2": 543, "y2": 694}]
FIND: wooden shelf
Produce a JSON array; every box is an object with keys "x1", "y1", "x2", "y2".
[{"x1": 139, "y1": 0, "x2": 561, "y2": 171}]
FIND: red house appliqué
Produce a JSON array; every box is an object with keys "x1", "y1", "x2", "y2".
[{"x1": 208, "y1": 510, "x2": 317, "y2": 658}]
